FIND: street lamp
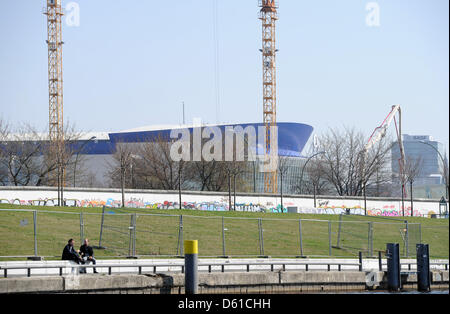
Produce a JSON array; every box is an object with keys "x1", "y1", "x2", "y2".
[
  {"x1": 299, "y1": 151, "x2": 326, "y2": 195},
  {"x1": 73, "y1": 136, "x2": 96, "y2": 188},
  {"x1": 418, "y1": 140, "x2": 449, "y2": 201}
]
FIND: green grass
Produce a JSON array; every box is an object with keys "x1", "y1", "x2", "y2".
[{"x1": 0, "y1": 204, "x2": 448, "y2": 260}]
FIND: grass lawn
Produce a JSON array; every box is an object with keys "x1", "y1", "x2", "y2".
[{"x1": 0, "y1": 204, "x2": 448, "y2": 260}]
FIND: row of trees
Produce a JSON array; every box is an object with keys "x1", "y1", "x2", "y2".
[
  {"x1": 2, "y1": 118, "x2": 444, "y2": 202},
  {"x1": 106, "y1": 127, "x2": 426, "y2": 200},
  {"x1": 0, "y1": 119, "x2": 96, "y2": 188},
  {"x1": 107, "y1": 136, "x2": 249, "y2": 193},
  {"x1": 292, "y1": 128, "x2": 427, "y2": 199}
]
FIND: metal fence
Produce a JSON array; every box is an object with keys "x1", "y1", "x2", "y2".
[
  {"x1": 1, "y1": 208, "x2": 437, "y2": 259},
  {"x1": 334, "y1": 214, "x2": 424, "y2": 258}
]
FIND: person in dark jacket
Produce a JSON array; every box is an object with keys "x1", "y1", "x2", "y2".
[
  {"x1": 62, "y1": 239, "x2": 83, "y2": 264},
  {"x1": 80, "y1": 238, "x2": 97, "y2": 274}
]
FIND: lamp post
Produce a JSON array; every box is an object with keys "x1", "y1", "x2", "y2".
[
  {"x1": 418, "y1": 140, "x2": 449, "y2": 201},
  {"x1": 179, "y1": 165, "x2": 182, "y2": 210},
  {"x1": 228, "y1": 171, "x2": 232, "y2": 211},
  {"x1": 73, "y1": 136, "x2": 96, "y2": 188},
  {"x1": 299, "y1": 151, "x2": 326, "y2": 195}
]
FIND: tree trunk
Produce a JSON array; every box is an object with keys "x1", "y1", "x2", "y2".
[
  {"x1": 401, "y1": 184, "x2": 405, "y2": 217},
  {"x1": 121, "y1": 168, "x2": 125, "y2": 208}
]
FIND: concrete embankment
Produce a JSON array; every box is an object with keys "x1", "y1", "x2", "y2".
[{"x1": 0, "y1": 270, "x2": 448, "y2": 294}]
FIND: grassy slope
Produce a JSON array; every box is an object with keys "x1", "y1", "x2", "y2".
[{"x1": 0, "y1": 204, "x2": 448, "y2": 260}]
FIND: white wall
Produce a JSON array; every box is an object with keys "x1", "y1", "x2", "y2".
[{"x1": 0, "y1": 187, "x2": 445, "y2": 218}]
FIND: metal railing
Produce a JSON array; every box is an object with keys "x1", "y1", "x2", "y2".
[
  {"x1": 1, "y1": 259, "x2": 448, "y2": 279},
  {"x1": 0, "y1": 260, "x2": 364, "y2": 278}
]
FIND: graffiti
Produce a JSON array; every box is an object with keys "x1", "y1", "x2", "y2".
[
  {"x1": 0, "y1": 193, "x2": 440, "y2": 218},
  {"x1": 367, "y1": 207, "x2": 422, "y2": 217},
  {"x1": 0, "y1": 197, "x2": 285, "y2": 213},
  {"x1": 318, "y1": 200, "x2": 330, "y2": 207}
]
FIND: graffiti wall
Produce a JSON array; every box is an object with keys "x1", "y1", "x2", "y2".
[{"x1": 0, "y1": 187, "x2": 445, "y2": 218}]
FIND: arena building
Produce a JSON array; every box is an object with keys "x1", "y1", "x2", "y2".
[{"x1": 1, "y1": 122, "x2": 314, "y2": 194}]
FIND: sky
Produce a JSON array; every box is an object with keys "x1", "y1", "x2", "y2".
[{"x1": 0, "y1": 0, "x2": 448, "y2": 150}]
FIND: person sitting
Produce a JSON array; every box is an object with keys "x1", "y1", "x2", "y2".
[
  {"x1": 80, "y1": 238, "x2": 98, "y2": 274},
  {"x1": 62, "y1": 239, "x2": 84, "y2": 273}
]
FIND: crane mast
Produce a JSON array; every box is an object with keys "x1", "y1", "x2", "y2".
[
  {"x1": 45, "y1": 0, "x2": 64, "y2": 150},
  {"x1": 259, "y1": 0, "x2": 278, "y2": 194},
  {"x1": 44, "y1": 0, "x2": 64, "y2": 197}
]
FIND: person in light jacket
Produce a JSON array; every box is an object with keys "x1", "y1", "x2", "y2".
[{"x1": 80, "y1": 238, "x2": 98, "y2": 274}]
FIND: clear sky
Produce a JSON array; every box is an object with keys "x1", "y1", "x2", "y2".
[{"x1": 0, "y1": 0, "x2": 448, "y2": 150}]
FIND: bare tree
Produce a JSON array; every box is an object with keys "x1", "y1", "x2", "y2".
[
  {"x1": 134, "y1": 135, "x2": 187, "y2": 191},
  {"x1": 0, "y1": 119, "x2": 11, "y2": 185},
  {"x1": 299, "y1": 158, "x2": 331, "y2": 206},
  {"x1": 403, "y1": 156, "x2": 423, "y2": 216},
  {"x1": 186, "y1": 131, "x2": 247, "y2": 194},
  {"x1": 205, "y1": 162, "x2": 230, "y2": 191},
  {"x1": 107, "y1": 143, "x2": 135, "y2": 207},
  {"x1": 295, "y1": 145, "x2": 330, "y2": 198},
  {"x1": 0, "y1": 124, "x2": 43, "y2": 186},
  {"x1": 315, "y1": 127, "x2": 392, "y2": 197},
  {"x1": 33, "y1": 122, "x2": 84, "y2": 188},
  {"x1": 189, "y1": 159, "x2": 229, "y2": 191},
  {"x1": 278, "y1": 155, "x2": 293, "y2": 211}
]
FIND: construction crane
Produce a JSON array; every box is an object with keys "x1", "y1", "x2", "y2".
[
  {"x1": 44, "y1": 0, "x2": 65, "y2": 204},
  {"x1": 259, "y1": 0, "x2": 279, "y2": 194},
  {"x1": 360, "y1": 105, "x2": 406, "y2": 212}
]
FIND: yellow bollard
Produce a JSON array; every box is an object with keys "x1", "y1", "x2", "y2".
[{"x1": 184, "y1": 240, "x2": 198, "y2": 294}]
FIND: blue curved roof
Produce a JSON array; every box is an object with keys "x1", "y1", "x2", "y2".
[{"x1": 103, "y1": 122, "x2": 313, "y2": 157}]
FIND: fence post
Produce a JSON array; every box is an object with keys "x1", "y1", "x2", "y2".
[
  {"x1": 258, "y1": 218, "x2": 261, "y2": 256},
  {"x1": 328, "y1": 221, "x2": 332, "y2": 256},
  {"x1": 298, "y1": 219, "x2": 304, "y2": 257},
  {"x1": 128, "y1": 214, "x2": 133, "y2": 257},
  {"x1": 336, "y1": 214, "x2": 342, "y2": 248},
  {"x1": 80, "y1": 212, "x2": 84, "y2": 245},
  {"x1": 368, "y1": 222, "x2": 373, "y2": 257},
  {"x1": 419, "y1": 223, "x2": 422, "y2": 244},
  {"x1": 178, "y1": 215, "x2": 184, "y2": 256},
  {"x1": 221, "y1": 216, "x2": 227, "y2": 257},
  {"x1": 133, "y1": 213, "x2": 137, "y2": 257},
  {"x1": 405, "y1": 221, "x2": 409, "y2": 257},
  {"x1": 258, "y1": 218, "x2": 265, "y2": 257},
  {"x1": 33, "y1": 210, "x2": 37, "y2": 257},
  {"x1": 98, "y1": 206, "x2": 106, "y2": 249}
]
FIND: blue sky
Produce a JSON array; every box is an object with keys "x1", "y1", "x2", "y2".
[{"x1": 0, "y1": 0, "x2": 448, "y2": 150}]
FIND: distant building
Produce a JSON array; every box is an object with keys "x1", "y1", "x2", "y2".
[
  {"x1": 392, "y1": 135, "x2": 447, "y2": 186},
  {"x1": 0, "y1": 122, "x2": 314, "y2": 194}
]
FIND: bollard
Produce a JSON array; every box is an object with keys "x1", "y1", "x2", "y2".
[
  {"x1": 378, "y1": 251, "x2": 383, "y2": 271},
  {"x1": 386, "y1": 243, "x2": 401, "y2": 291},
  {"x1": 416, "y1": 244, "x2": 431, "y2": 292},
  {"x1": 184, "y1": 240, "x2": 198, "y2": 295},
  {"x1": 358, "y1": 252, "x2": 363, "y2": 271}
]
